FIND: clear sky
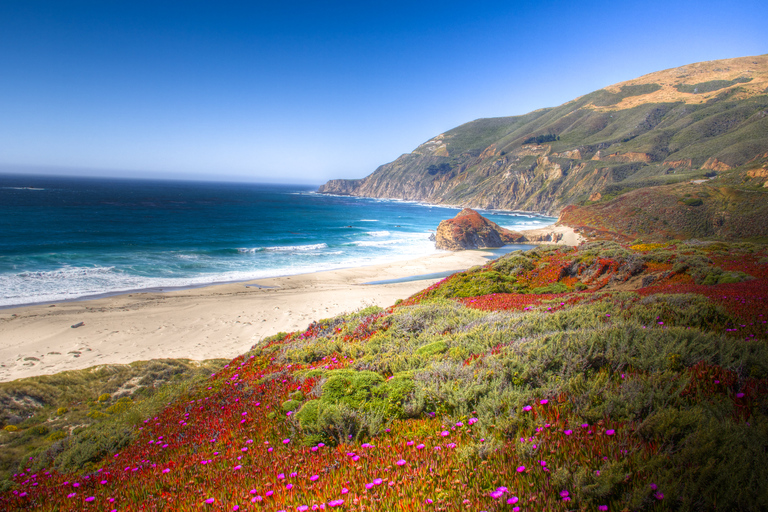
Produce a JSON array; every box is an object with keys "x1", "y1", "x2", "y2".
[{"x1": 1, "y1": 0, "x2": 765, "y2": 184}]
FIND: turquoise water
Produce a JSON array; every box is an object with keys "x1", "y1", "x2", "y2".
[{"x1": 0, "y1": 174, "x2": 555, "y2": 307}]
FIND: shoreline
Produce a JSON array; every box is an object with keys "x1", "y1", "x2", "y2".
[
  {"x1": 0, "y1": 225, "x2": 582, "y2": 383},
  {"x1": 0, "y1": 250, "x2": 491, "y2": 382}
]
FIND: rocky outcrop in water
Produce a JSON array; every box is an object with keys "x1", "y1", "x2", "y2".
[{"x1": 435, "y1": 209, "x2": 525, "y2": 250}]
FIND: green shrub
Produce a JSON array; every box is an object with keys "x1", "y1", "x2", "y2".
[
  {"x1": 47, "y1": 430, "x2": 67, "y2": 442},
  {"x1": 281, "y1": 399, "x2": 302, "y2": 412},
  {"x1": 415, "y1": 340, "x2": 448, "y2": 357}
]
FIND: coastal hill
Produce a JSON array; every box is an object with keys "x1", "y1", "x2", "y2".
[{"x1": 319, "y1": 55, "x2": 768, "y2": 239}]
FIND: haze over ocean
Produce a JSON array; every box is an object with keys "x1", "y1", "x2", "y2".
[{"x1": 0, "y1": 174, "x2": 554, "y2": 307}]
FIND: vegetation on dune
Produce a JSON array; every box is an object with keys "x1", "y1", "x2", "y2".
[
  {"x1": 1, "y1": 242, "x2": 767, "y2": 511},
  {"x1": 0, "y1": 359, "x2": 226, "y2": 485}
]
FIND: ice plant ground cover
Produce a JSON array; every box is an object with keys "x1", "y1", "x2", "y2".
[{"x1": 1, "y1": 241, "x2": 767, "y2": 511}]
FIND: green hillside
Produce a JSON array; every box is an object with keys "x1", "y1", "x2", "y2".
[
  {"x1": 2, "y1": 241, "x2": 767, "y2": 511},
  {"x1": 318, "y1": 55, "x2": 768, "y2": 237}
]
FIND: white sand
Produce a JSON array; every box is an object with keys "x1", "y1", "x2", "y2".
[
  {"x1": 0, "y1": 224, "x2": 582, "y2": 383},
  {"x1": 0, "y1": 250, "x2": 490, "y2": 382},
  {"x1": 523, "y1": 224, "x2": 585, "y2": 246}
]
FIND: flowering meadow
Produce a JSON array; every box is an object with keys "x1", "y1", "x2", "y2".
[{"x1": 2, "y1": 241, "x2": 767, "y2": 511}]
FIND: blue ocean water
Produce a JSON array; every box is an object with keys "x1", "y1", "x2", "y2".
[{"x1": 0, "y1": 174, "x2": 555, "y2": 307}]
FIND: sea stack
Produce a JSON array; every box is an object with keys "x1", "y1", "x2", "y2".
[{"x1": 435, "y1": 208, "x2": 524, "y2": 250}]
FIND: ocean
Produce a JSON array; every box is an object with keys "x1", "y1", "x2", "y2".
[{"x1": 0, "y1": 174, "x2": 556, "y2": 307}]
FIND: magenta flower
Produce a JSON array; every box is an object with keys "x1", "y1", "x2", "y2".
[
  {"x1": 540, "y1": 399, "x2": 549, "y2": 405},
  {"x1": 396, "y1": 459, "x2": 406, "y2": 466},
  {"x1": 468, "y1": 417, "x2": 478, "y2": 425},
  {"x1": 365, "y1": 482, "x2": 374, "y2": 489},
  {"x1": 523, "y1": 405, "x2": 532, "y2": 411},
  {"x1": 283, "y1": 438, "x2": 291, "y2": 444},
  {"x1": 598, "y1": 506, "x2": 608, "y2": 511},
  {"x1": 606, "y1": 429, "x2": 615, "y2": 436},
  {"x1": 310, "y1": 474, "x2": 319, "y2": 482},
  {"x1": 516, "y1": 465, "x2": 525, "y2": 472},
  {"x1": 564, "y1": 429, "x2": 572, "y2": 435},
  {"x1": 85, "y1": 496, "x2": 95, "y2": 502},
  {"x1": 205, "y1": 498, "x2": 215, "y2": 504},
  {"x1": 416, "y1": 443, "x2": 425, "y2": 450},
  {"x1": 341, "y1": 487, "x2": 349, "y2": 494},
  {"x1": 286, "y1": 483, "x2": 293, "y2": 490},
  {"x1": 297, "y1": 506, "x2": 308, "y2": 511},
  {"x1": 440, "y1": 430, "x2": 449, "y2": 437},
  {"x1": 507, "y1": 496, "x2": 519, "y2": 504}
]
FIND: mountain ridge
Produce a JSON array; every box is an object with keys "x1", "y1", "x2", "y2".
[{"x1": 318, "y1": 55, "x2": 768, "y2": 231}]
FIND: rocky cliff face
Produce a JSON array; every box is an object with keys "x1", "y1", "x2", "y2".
[
  {"x1": 435, "y1": 209, "x2": 525, "y2": 251},
  {"x1": 318, "y1": 55, "x2": 768, "y2": 217}
]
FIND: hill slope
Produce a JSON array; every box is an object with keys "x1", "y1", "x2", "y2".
[
  {"x1": 2, "y1": 241, "x2": 768, "y2": 511},
  {"x1": 319, "y1": 55, "x2": 768, "y2": 223}
]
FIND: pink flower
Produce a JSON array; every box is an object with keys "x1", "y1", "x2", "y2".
[
  {"x1": 396, "y1": 459, "x2": 406, "y2": 466},
  {"x1": 468, "y1": 417, "x2": 478, "y2": 425},
  {"x1": 440, "y1": 430, "x2": 449, "y2": 437},
  {"x1": 564, "y1": 429, "x2": 572, "y2": 435},
  {"x1": 341, "y1": 487, "x2": 349, "y2": 494},
  {"x1": 416, "y1": 444, "x2": 425, "y2": 450},
  {"x1": 205, "y1": 498, "x2": 215, "y2": 504},
  {"x1": 540, "y1": 399, "x2": 549, "y2": 405},
  {"x1": 310, "y1": 474, "x2": 319, "y2": 482},
  {"x1": 507, "y1": 496, "x2": 519, "y2": 504},
  {"x1": 523, "y1": 405, "x2": 532, "y2": 411},
  {"x1": 286, "y1": 484, "x2": 293, "y2": 490},
  {"x1": 516, "y1": 466, "x2": 525, "y2": 472},
  {"x1": 283, "y1": 438, "x2": 291, "y2": 444},
  {"x1": 598, "y1": 506, "x2": 608, "y2": 511},
  {"x1": 606, "y1": 429, "x2": 615, "y2": 436},
  {"x1": 85, "y1": 497, "x2": 95, "y2": 502}
]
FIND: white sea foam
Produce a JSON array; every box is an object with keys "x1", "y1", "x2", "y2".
[
  {"x1": 265, "y1": 243, "x2": 328, "y2": 252},
  {"x1": 237, "y1": 243, "x2": 329, "y2": 253},
  {"x1": 353, "y1": 240, "x2": 400, "y2": 247},
  {"x1": 365, "y1": 231, "x2": 390, "y2": 237},
  {"x1": 359, "y1": 219, "x2": 378, "y2": 222},
  {"x1": 0, "y1": 242, "x2": 442, "y2": 307}
]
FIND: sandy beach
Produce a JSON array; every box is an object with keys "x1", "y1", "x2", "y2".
[
  {"x1": 0, "y1": 224, "x2": 582, "y2": 383},
  {"x1": 0, "y1": 250, "x2": 493, "y2": 382}
]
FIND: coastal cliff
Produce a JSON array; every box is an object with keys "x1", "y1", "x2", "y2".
[{"x1": 319, "y1": 55, "x2": 768, "y2": 224}]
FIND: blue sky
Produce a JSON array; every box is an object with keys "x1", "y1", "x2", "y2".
[{"x1": 0, "y1": 0, "x2": 765, "y2": 184}]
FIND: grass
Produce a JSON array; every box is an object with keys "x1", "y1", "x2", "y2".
[
  {"x1": 0, "y1": 359, "x2": 226, "y2": 485},
  {"x1": 1, "y1": 241, "x2": 766, "y2": 511}
]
